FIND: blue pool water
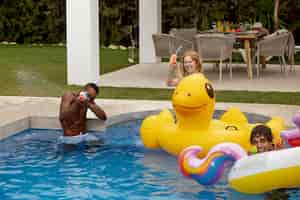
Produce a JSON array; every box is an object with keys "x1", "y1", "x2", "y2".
[{"x1": 0, "y1": 119, "x2": 299, "y2": 200}]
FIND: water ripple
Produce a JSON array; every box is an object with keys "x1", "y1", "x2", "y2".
[{"x1": 0, "y1": 120, "x2": 297, "y2": 200}]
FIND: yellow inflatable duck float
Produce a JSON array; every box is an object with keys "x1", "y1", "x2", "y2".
[{"x1": 140, "y1": 74, "x2": 285, "y2": 156}]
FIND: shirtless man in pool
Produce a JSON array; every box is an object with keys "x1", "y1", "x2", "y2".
[{"x1": 59, "y1": 83, "x2": 107, "y2": 139}]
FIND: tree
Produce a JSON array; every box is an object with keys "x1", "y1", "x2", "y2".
[
  {"x1": 0, "y1": 0, "x2": 299, "y2": 44},
  {"x1": 274, "y1": 0, "x2": 280, "y2": 30},
  {"x1": 100, "y1": 0, "x2": 138, "y2": 46}
]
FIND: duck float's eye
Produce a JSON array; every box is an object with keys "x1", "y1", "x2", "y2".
[{"x1": 205, "y1": 83, "x2": 214, "y2": 99}]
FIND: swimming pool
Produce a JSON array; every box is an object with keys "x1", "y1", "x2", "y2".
[{"x1": 0, "y1": 113, "x2": 299, "y2": 200}]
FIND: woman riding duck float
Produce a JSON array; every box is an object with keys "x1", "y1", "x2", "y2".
[{"x1": 140, "y1": 73, "x2": 285, "y2": 156}]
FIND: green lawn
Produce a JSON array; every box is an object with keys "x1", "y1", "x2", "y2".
[
  {"x1": 0, "y1": 44, "x2": 300, "y2": 105},
  {"x1": 99, "y1": 87, "x2": 300, "y2": 105},
  {"x1": 0, "y1": 45, "x2": 133, "y2": 96}
]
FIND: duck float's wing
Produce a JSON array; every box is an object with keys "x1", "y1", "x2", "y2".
[
  {"x1": 266, "y1": 116, "x2": 286, "y2": 145},
  {"x1": 140, "y1": 109, "x2": 174, "y2": 149},
  {"x1": 220, "y1": 107, "x2": 248, "y2": 127}
]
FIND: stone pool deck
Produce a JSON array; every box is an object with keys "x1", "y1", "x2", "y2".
[
  {"x1": 0, "y1": 96, "x2": 299, "y2": 140},
  {"x1": 99, "y1": 63, "x2": 300, "y2": 92}
]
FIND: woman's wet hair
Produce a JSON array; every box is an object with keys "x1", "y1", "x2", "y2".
[{"x1": 250, "y1": 125, "x2": 273, "y2": 144}]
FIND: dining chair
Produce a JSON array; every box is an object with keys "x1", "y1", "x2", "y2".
[
  {"x1": 286, "y1": 32, "x2": 296, "y2": 72},
  {"x1": 152, "y1": 33, "x2": 194, "y2": 60},
  {"x1": 255, "y1": 32, "x2": 290, "y2": 77},
  {"x1": 194, "y1": 34, "x2": 235, "y2": 81},
  {"x1": 152, "y1": 33, "x2": 174, "y2": 59},
  {"x1": 169, "y1": 28, "x2": 197, "y2": 43}
]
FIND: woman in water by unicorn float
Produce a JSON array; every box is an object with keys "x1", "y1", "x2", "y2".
[{"x1": 140, "y1": 73, "x2": 300, "y2": 194}]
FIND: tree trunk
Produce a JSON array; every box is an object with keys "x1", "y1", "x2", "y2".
[{"x1": 273, "y1": 0, "x2": 280, "y2": 31}]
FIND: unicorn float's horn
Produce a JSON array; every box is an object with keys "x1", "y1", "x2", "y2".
[{"x1": 178, "y1": 143, "x2": 247, "y2": 185}]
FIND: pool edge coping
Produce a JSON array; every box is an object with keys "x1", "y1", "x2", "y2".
[
  {"x1": 0, "y1": 110, "x2": 162, "y2": 141},
  {"x1": 0, "y1": 108, "x2": 274, "y2": 141},
  {"x1": 1, "y1": 97, "x2": 299, "y2": 141}
]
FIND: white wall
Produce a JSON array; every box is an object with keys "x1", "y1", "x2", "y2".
[
  {"x1": 139, "y1": 0, "x2": 162, "y2": 63},
  {"x1": 66, "y1": 0, "x2": 100, "y2": 86}
]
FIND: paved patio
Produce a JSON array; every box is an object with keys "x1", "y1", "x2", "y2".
[{"x1": 99, "y1": 63, "x2": 300, "y2": 92}]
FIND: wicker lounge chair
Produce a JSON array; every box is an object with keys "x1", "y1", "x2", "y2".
[{"x1": 194, "y1": 34, "x2": 235, "y2": 81}]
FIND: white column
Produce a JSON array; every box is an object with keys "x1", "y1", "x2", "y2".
[
  {"x1": 139, "y1": 0, "x2": 161, "y2": 63},
  {"x1": 67, "y1": 0, "x2": 100, "y2": 85}
]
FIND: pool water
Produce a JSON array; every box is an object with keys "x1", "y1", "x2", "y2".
[{"x1": 0, "y1": 119, "x2": 299, "y2": 200}]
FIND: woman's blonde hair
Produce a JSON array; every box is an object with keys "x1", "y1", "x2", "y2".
[{"x1": 181, "y1": 50, "x2": 202, "y2": 76}]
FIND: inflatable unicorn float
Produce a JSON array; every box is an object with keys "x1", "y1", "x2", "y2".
[
  {"x1": 281, "y1": 114, "x2": 300, "y2": 147},
  {"x1": 140, "y1": 74, "x2": 300, "y2": 194}
]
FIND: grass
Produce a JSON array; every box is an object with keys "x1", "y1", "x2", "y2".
[
  {"x1": 0, "y1": 45, "x2": 134, "y2": 96},
  {"x1": 99, "y1": 87, "x2": 300, "y2": 105},
  {"x1": 0, "y1": 44, "x2": 300, "y2": 105}
]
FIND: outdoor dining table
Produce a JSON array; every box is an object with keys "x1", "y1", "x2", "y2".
[
  {"x1": 235, "y1": 32, "x2": 258, "y2": 79},
  {"x1": 199, "y1": 31, "x2": 261, "y2": 79}
]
